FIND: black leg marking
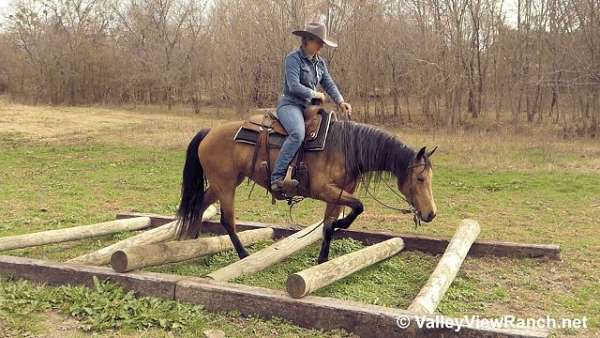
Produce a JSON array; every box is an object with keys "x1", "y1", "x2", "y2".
[
  {"x1": 221, "y1": 206, "x2": 249, "y2": 259},
  {"x1": 317, "y1": 217, "x2": 336, "y2": 264},
  {"x1": 333, "y1": 201, "x2": 364, "y2": 230}
]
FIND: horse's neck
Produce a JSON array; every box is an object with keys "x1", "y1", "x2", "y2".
[{"x1": 327, "y1": 121, "x2": 414, "y2": 181}]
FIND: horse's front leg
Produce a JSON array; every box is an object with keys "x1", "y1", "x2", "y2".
[
  {"x1": 318, "y1": 204, "x2": 342, "y2": 264},
  {"x1": 332, "y1": 199, "x2": 364, "y2": 230},
  {"x1": 317, "y1": 184, "x2": 364, "y2": 263}
]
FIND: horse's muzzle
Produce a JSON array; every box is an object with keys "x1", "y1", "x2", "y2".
[{"x1": 421, "y1": 211, "x2": 436, "y2": 223}]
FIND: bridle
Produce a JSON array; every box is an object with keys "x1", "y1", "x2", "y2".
[
  {"x1": 300, "y1": 164, "x2": 423, "y2": 239},
  {"x1": 362, "y1": 161, "x2": 428, "y2": 228}
]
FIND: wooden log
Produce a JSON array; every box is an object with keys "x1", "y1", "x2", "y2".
[
  {"x1": 407, "y1": 219, "x2": 480, "y2": 314},
  {"x1": 0, "y1": 217, "x2": 152, "y2": 252},
  {"x1": 287, "y1": 237, "x2": 405, "y2": 298},
  {"x1": 116, "y1": 212, "x2": 561, "y2": 260},
  {"x1": 111, "y1": 228, "x2": 274, "y2": 272},
  {"x1": 0, "y1": 255, "x2": 551, "y2": 338},
  {"x1": 206, "y1": 220, "x2": 325, "y2": 281},
  {"x1": 67, "y1": 205, "x2": 217, "y2": 266}
]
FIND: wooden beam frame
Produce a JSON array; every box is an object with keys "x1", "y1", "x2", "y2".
[
  {"x1": 116, "y1": 212, "x2": 561, "y2": 260},
  {"x1": 0, "y1": 255, "x2": 549, "y2": 338}
]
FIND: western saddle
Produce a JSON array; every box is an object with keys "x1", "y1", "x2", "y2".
[
  {"x1": 240, "y1": 104, "x2": 325, "y2": 142},
  {"x1": 235, "y1": 103, "x2": 334, "y2": 200}
]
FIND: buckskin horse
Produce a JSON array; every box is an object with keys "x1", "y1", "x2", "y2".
[{"x1": 175, "y1": 105, "x2": 437, "y2": 263}]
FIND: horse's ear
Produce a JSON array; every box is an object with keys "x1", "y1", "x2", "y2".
[
  {"x1": 427, "y1": 146, "x2": 438, "y2": 157},
  {"x1": 416, "y1": 147, "x2": 427, "y2": 160}
]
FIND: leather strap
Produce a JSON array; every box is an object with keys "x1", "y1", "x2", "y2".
[
  {"x1": 248, "y1": 125, "x2": 263, "y2": 180},
  {"x1": 265, "y1": 125, "x2": 272, "y2": 191}
]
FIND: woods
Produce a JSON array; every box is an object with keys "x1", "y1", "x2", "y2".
[{"x1": 0, "y1": 0, "x2": 599, "y2": 136}]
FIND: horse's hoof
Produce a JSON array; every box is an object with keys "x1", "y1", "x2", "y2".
[
  {"x1": 317, "y1": 257, "x2": 328, "y2": 264},
  {"x1": 238, "y1": 251, "x2": 250, "y2": 259}
]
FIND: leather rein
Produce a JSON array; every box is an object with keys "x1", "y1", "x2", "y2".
[{"x1": 362, "y1": 162, "x2": 428, "y2": 228}]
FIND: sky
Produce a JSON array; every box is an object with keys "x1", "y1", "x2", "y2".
[
  {"x1": 0, "y1": 0, "x2": 11, "y2": 23},
  {"x1": 0, "y1": 0, "x2": 9, "y2": 13}
]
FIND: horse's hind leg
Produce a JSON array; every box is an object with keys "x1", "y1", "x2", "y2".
[
  {"x1": 217, "y1": 185, "x2": 250, "y2": 259},
  {"x1": 197, "y1": 123, "x2": 250, "y2": 259},
  {"x1": 183, "y1": 186, "x2": 218, "y2": 239}
]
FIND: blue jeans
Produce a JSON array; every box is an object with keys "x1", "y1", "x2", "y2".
[{"x1": 271, "y1": 104, "x2": 305, "y2": 183}]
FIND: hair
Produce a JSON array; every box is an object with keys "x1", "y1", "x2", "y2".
[
  {"x1": 326, "y1": 120, "x2": 421, "y2": 187},
  {"x1": 301, "y1": 35, "x2": 321, "y2": 46},
  {"x1": 301, "y1": 36, "x2": 311, "y2": 46}
]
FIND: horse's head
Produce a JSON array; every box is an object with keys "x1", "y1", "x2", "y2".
[{"x1": 399, "y1": 146, "x2": 437, "y2": 223}]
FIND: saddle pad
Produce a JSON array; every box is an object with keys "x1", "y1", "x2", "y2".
[{"x1": 233, "y1": 110, "x2": 334, "y2": 151}]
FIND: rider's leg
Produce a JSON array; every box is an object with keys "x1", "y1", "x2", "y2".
[{"x1": 271, "y1": 104, "x2": 305, "y2": 187}]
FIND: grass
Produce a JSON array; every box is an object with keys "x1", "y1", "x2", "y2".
[
  {"x1": 0, "y1": 277, "x2": 349, "y2": 337},
  {"x1": 0, "y1": 100, "x2": 599, "y2": 337}
]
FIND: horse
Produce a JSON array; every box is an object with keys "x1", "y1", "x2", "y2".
[{"x1": 175, "y1": 116, "x2": 437, "y2": 264}]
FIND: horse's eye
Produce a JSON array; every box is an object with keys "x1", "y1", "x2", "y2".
[{"x1": 417, "y1": 177, "x2": 425, "y2": 183}]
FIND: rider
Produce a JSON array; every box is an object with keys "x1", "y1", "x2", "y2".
[{"x1": 271, "y1": 22, "x2": 352, "y2": 192}]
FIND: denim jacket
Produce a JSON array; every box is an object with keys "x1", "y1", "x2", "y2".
[{"x1": 277, "y1": 47, "x2": 344, "y2": 109}]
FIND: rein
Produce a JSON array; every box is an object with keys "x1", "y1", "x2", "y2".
[
  {"x1": 247, "y1": 112, "x2": 428, "y2": 230},
  {"x1": 363, "y1": 182, "x2": 413, "y2": 214},
  {"x1": 360, "y1": 162, "x2": 427, "y2": 228}
]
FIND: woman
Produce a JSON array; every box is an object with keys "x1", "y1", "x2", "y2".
[{"x1": 271, "y1": 22, "x2": 352, "y2": 192}]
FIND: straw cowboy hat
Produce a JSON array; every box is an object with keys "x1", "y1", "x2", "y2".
[{"x1": 292, "y1": 22, "x2": 338, "y2": 48}]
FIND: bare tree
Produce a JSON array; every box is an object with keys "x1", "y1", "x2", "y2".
[{"x1": 0, "y1": 0, "x2": 599, "y2": 136}]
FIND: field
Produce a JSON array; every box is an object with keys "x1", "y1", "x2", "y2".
[{"x1": 0, "y1": 98, "x2": 599, "y2": 337}]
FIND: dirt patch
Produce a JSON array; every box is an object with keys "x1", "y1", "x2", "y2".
[
  {"x1": 0, "y1": 103, "x2": 144, "y2": 141},
  {"x1": 37, "y1": 311, "x2": 171, "y2": 337},
  {"x1": 40, "y1": 311, "x2": 87, "y2": 337},
  {"x1": 2, "y1": 100, "x2": 600, "y2": 172},
  {"x1": 0, "y1": 101, "x2": 231, "y2": 148}
]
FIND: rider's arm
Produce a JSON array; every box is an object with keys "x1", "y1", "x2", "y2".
[
  {"x1": 319, "y1": 60, "x2": 344, "y2": 105},
  {"x1": 285, "y1": 55, "x2": 319, "y2": 101}
]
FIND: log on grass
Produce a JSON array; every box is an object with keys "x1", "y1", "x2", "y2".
[
  {"x1": 286, "y1": 237, "x2": 405, "y2": 298},
  {"x1": 407, "y1": 219, "x2": 480, "y2": 314},
  {"x1": 206, "y1": 220, "x2": 325, "y2": 282},
  {"x1": 111, "y1": 228, "x2": 274, "y2": 272},
  {"x1": 0, "y1": 217, "x2": 152, "y2": 252},
  {"x1": 66, "y1": 205, "x2": 218, "y2": 266}
]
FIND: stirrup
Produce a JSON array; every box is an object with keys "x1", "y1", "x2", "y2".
[{"x1": 282, "y1": 166, "x2": 299, "y2": 193}]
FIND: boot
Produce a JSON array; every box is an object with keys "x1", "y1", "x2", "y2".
[{"x1": 271, "y1": 178, "x2": 299, "y2": 192}]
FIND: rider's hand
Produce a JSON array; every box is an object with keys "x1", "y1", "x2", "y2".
[
  {"x1": 339, "y1": 101, "x2": 352, "y2": 119},
  {"x1": 314, "y1": 91, "x2": 326, "y2": 102}
]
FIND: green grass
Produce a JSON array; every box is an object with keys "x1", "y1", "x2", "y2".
[
  {"x1": 1, "y1": 127, "x2": 599, "y2": 337},
  {"x1": 0, "y1": 277, "x2": 350, "y2": 337}
]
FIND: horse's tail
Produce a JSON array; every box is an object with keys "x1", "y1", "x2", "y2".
[{"x1": 176, "y1": 128, "x2": 211, "y2": 239}]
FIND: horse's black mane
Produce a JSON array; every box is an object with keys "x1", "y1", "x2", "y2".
[{"x1": 326, "y1": 120, "x2": 419, "y2": 185}]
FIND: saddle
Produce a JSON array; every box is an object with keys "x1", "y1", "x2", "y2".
[
  {"x1": 234, "y1": 104, "x2": 336, "y2": 200},
  {"x1": 236, "y1": 105, "x2": 331, "y2": 148}
]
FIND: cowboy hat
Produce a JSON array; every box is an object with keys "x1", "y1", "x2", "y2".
[{"x1": 292, "y1": 22, "x2": 338, "y2": 48}]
